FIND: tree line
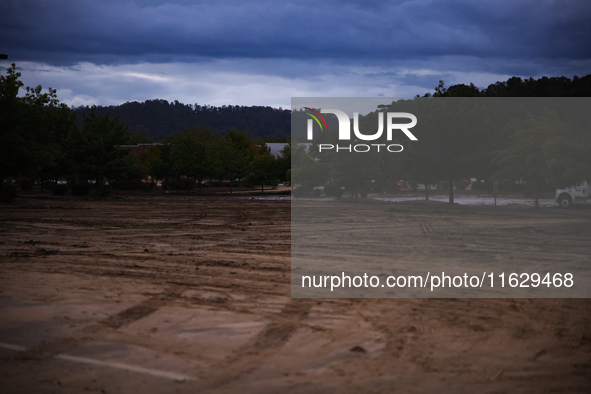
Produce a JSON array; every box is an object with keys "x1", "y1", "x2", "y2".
[
  {"x1": 136, "y1": 127, "x2": 290, "y2": 193},
  {"x1": 2, "y1": 61, "x2": 590, "y2": 204},
  {"x1": 0, "y1": 64, "x2": 289, "y2": 201},
  {"x1": 293, "y1": 81, "x2": 591, "y2": 206}
]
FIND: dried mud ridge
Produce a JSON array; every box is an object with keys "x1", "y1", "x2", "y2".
[{"x1": 0, "y1": 195, "x2": 590, "y2": 393}]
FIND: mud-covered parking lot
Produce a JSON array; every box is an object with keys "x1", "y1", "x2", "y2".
[{"x1": 1, "y1": 193, "x2": 590, "y2": 393}]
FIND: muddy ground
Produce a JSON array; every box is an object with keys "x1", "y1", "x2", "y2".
[{"x1": 0, "y1": 192, "x2": 590, "y2": 393}]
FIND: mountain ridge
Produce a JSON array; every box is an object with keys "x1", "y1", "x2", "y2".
[{"x1": 73, "y1": 99, "x2": 291, "y2": 142}]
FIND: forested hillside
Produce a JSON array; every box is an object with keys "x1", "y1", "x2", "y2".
[
  {"x1": 71, "y1": 74, "x2": 591, "y2": 143},
  {"x1": 73, "y1": 100, "x2": 291, "y2": 142}
]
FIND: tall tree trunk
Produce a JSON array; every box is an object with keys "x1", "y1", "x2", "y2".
[{"x1": 448, "y1": 179, "x2": 454, "y2": 204}]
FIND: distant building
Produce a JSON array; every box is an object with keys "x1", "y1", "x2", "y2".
[
  {"x1": 118, "y1": 143, "x2": 161, "y2": 158},
  {"x1": 263, "y1": 142, "x2": 312, "y2": 157},
  {"x1": 265, "y1": 143, "x2": 289, "y2": 157}
]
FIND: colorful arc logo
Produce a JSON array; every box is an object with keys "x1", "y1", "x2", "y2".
[{"x1": 305, "y1": 108, "x2": 329, "y2": 132}]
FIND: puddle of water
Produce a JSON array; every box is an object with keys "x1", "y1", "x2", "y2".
[
  {"x1": 368, "y1": 194, "x2": 557, "y2": 207},
  {"x1": 292, "y1": 194, "x2": 558, "y2": 207},
  {"x1": 239, "y1": 196, "x2": 291, "y2": 201}
]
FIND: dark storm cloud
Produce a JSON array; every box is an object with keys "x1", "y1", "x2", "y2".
[
  {"x1": 2, "y1": 0, "x2": 589, "y2": 108},
  {"x1": 1, "y1": 0, "x2": 590, "y2": 66}
]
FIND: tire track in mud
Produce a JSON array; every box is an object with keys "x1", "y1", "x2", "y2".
[
  {"x1": 196, "y1": 298, "x2": 314, "y2": 389},
  {"x1": 42, "y1": 266, "x2": 288, "y2": 299},
  {"x1": 97, "y1": 301, "x2": 160, "y2": 330},
  {"x1": 405, "y1": 325, "x2": 482, "y2": 353},
  {"x1": 453, "y1": 221, "x2": 478, "y2": 235},
  {"x1": 251, "y1": 300, "x2": 313, "y2": 348},
  {"x1": 163, "y1": 204, "x2": 207, "y2": 228},
  {"x1": 184, "y1": 205, "x2": 207, "y2": 226},
  {"x1": 428, "y1": 220, "x2": 478, "y2": 236},
  {"x1": 3, "y1": 290, "x2": 182, "y2": 362},
  {"x1": 182, "y1": 204, "x2": 248, "y2": 228},
  {"x1": 368, "y1": 304, "x2": 485, "y2": 371},
  {"x1": 420, "y1": 222, "x2": 436, "y2": 236},
  {"x1": 233, "y1": 209, "x2": 246, "y2": 224},
  {"x1": 541, "y1": 299, "x2": 588, "y2": 351},
  {"x1": 484, "y1": 299, "x2": 590, "y2": 392}
]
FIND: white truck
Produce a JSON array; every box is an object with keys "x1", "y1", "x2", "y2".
[{"x1": 556, "y1": 181, "x2": 590, "y2": 208}]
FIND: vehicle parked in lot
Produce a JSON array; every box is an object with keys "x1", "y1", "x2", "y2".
[{"x1": 556, "y1": 181, "x2": 590, "y2": 208}]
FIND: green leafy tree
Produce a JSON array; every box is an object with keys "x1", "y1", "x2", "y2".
[
  {"x1": 249, "y1": 145, "x2": 277, "y2": 192},
  {"x1": 543, "y1": 101, "x2": 591, "y2": 188},
  {"x1": 291, "y1": 141, "x2": 328, "y2": 192},
  {"x1": 545, "y1": 136, "x2": 591, "y2": 188},
  {"x1": 151, "y1": 143, "x2": 174, "y2": 182},
  {"x1": 400, "y1": 88, "x2": 512, "y2": 203},
  {"x1": 225, "y1": 129, "x2": 256, "y2": 186},
  {"x1": 208, "y1": 136, "x2": 233, "y2": 190},
  {"x1": 138, "y1": 144, "x2": 162, "y2": 181},
  {"x1": 169, "y1": 126, "x2": 217, "y2": 193},
  {"x1": 37, "y1": 103, "x2": 78, "y2": 183},
  {"x1": 66, "y1": 107, "x2": 136, "y2": 188},
  {"x1": 383, "y1": 97, "x2": 479, "y2": 203},
  {"x1": 494, "y1": 108, "x2": 561, "y2": 207},
  {"x1": 0, "y1": 63, "x2": 71, "y2": 182}
]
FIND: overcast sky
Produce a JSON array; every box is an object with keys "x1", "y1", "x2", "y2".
[{"x1": 1, "y1": 0, "x2": 590, "y2": 109}]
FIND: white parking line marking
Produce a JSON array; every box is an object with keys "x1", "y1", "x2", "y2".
[
  {"x1": 0, "y1": 342, "x2": 195, "y2": 381},
  {"x1": 0, "y1": 342, "x2": 27, "y2": 352}
]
